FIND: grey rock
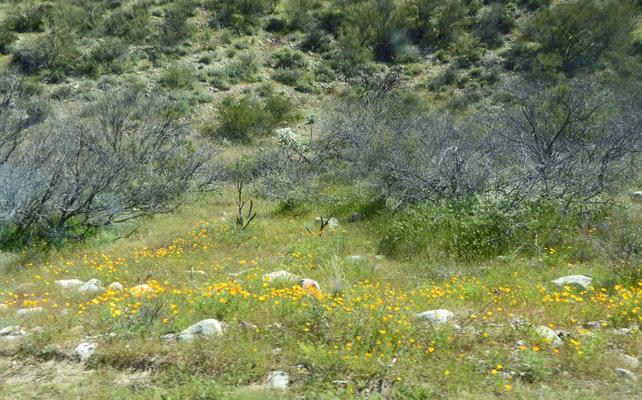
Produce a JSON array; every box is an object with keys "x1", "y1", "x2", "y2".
[
  {"x1": 615, "y1": 368, "x2": 637, "y2": 382},
  {"x1": 633, "y1": 192, "x2": 642, "y2": 202},
  {"x1": 262, "y1": 270, "x2": 299, "y2": 283},
  {"x1": 55, "y1": 279, "x2": 84, "y2": 289},
  {"x1": 417, "y1": 309, "x2": 455, "y2": 324},
  {"x1": 551, "y1": 275, "x2": 592, "y2": 291},
  {"x1": 618, "y1": 355, "x2": 640, "y2": 370},
  {"x1": 297, "y1": 279, "x2": 321, "y2": 292},
  {"x1": 266, "y1": 371, "x2": 289, "y2": 389},
  {"x1": 613, "y1": 328, "x2": 632, "y2": 336},
  {"x1": 16, "y1": 307, "x2": 44, "y2": 317},
  {"x1": 75, "y1": 342, "x2": 96, "y2": 363},
  {"x1": 349, "y1": 213, "x2": 364, "y2": 223},
  {"x1": 585, "y1": 320, "x2": 608, "y2": 329},
  {"x1": 77, "y1": 279, "x2": 105, "y2": 295},
  {"x1": 178, "y1": 319, "x2": 223, "y2": 343},
  {"x1": 535, "y1": 326, "x2": 563, "y2": 346},
  {"x1": 0, "y1": 326, "x2": 20, "y2": 336},
  {"x1": 108, "y1": 282, "x2": 124, "y2": 292},
  {"x1": 130, "y1": 284, "x2": 153, "y2": 295}
]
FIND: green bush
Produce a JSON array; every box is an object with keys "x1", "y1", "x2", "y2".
[
  {"x1": 5, "y1": 3, "x2": 51, "y2": 33},
  {"x1": 215, "y1": 93, "x2": 299, "y2": 142},
  {"x1": 159, "y1": 63, "x2": 196, "y2": 89},
  {"x1": 267, "y1": 47, "x2": 309, "y2": 69},
  {"x1": 314, "y1": 63, "x2": 336, "y2": 83},
  {"x1": 104, "y1": 5, "x2": 151, "y2": 44},
  {"x1": 224, "y1": 51, "x2": 263, "y2": 83},
  {"x1": 272, "y1": 68, "x2": 303, "y2": 85},
  {"x1": 0, "y1": 27, "x2": 18, "y2": 54}
]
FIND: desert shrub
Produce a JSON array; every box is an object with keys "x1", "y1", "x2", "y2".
[
  {"x1": 4, "y1": 2, "x2": 52, "y2": 33},
  {"x1": 283, "y1": 0, "x2": 317, "y2": 31},
  {"x1": 215, "y1": 93, "x2": 299, "y2": 142},
  {"x1": 0, "y1": 27, "x2": 18, "y2": 54},
  {"x1": 474, "y1": 3, "x2": 515, "y2": 48},
  {"x1": 159, "y1": 0, "x2": 196, "y2": 46},
  {"x1": 82, "y1": 38, "x2": 131, "y2": 76},
  {"x1": 314, "y1": 63, "x2": 336, "y2": 83},
  {"x1": 159, "y1": 63, "x2": 196, "y2": 89},
  {"x1": 224, "y1": 51, "x2": 263, "y2": 83},
  {"x1": 300, "y1": 28, "x2": 333, "y2": 54},
  {"x1": 272, "y1": 68, "x2": 303, "y2": 85},
  {"x1": 518, "y1": 0, "x2": 634, "y2": 75},
  {"x1": 0, "y1": 86, "x2": 215, "y2": 250},
  {"x1": 267, "y1": 47, "x2": 309, "y2": 69},
  {"x1": 10, "y1": 31, "x2": 81, "y2": 81},
  {"x1": 104, "y1": 5, "x2": 151, "y2": 44}
]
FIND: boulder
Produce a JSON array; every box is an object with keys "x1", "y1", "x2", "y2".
[
  {"x1": 75, "y1": 342, "x2": 96, "y2": 363},
  {"x1": 417, "y1": 310, "x2": 455, "y2": 324},
  {"x1": 349, "y1": 213, "x2": 364, "y2": 223},
  {"x1": 55, "y1": 279, "x2": 84, "y2": 289},
  {"x1": 262, "y1": 270, "x2": 299, "y2": 283},
  {"x1": 618, "y1": 354, "x2": 640, "y2": 371},
  {"x1": 0, "y1": 325, "x2": 20, "y2": 336},
  {"x1": 16, "y1": 307, "x2": 44, "y2": 317},
  {"x1": 130, "y1": 284, "x2": 153, "y2": 295},
  {"x1": 108, "y1": 282, "x2": 124, "y2": 293},
  {"x1": 178, "y1": 319, "x2": 224, "y2": 343},
  {"x1": 297, "y1": 279, "x2": 321, "y2": 292},
  {"x1": 551, "y1": 275, "x2": 592, "y2": 291},
  {"x1": 535, "y1": 326, "x2": 563, "y2": 346},
  {"x1": 615, "y1": 368, "x2": 637, "y2": 382},
  {"x1": 76, "y1": 279, "x2": 105, "y2": 295},
  {"x1": 266, "y1": 371, "x2": 289, "y2": 389}
]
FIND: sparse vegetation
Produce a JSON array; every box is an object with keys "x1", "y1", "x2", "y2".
[{"x1": 1, "y1": 0, "x2": 642, "y2": 398}]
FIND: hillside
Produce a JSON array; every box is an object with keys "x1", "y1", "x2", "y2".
[{"x1": 2, "y1": 0, "x2": 642, "y2": 399}]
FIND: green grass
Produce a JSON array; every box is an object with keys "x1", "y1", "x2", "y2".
[{"x1": 1, "y1": 191, "x2": 641, "y2": 399}]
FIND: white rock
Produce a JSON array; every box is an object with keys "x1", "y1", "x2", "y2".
[
  {"x1": 262, "y1": 270, "x2": 299, "y2": 283},
  {"x1": 108, "y1": 282, "x2": 124, "y2": 292},
  {"x1": 347, "y1": 255, "x2": 363, "y2": 262},
  {"x1": 613, "y1": 328, "x2": 632, "y2": 336},
  {"x1": 16, "y1": 307, "x2": 44, "y2": 317},
  {"x1": 297, "y1": 279, "x2": 321, "y2": 292},
  {"x1": 535, "y1": 326, "x2": 563, "y2": 346},
  {"x1": 178, "y1": 319, "x2": 223, "y2": 343},
  {"x1": 266, "y1": 371, "x2": 289, "y2": 389},
  {"x1": 55, "y1": 279, "x2": 84, "y2": 289},
  {"x1": 0, "y1": 326, "x2": 20, "y2": 336},
  {"x1": 417, "y1": 310, "x2": 455, "y2": 324},
  {"x1": 76, "y1": 279, "x2": 105, "y2": 295},
  {"x1": 75, "y1": 342, "x2": 96, "y2": 363},
  {"x1": 551, "y1": 275, "x2": 592, "y2": 291},
  {"x1": 618, "y1": 355, "x2": 640, "y2": 370},
  {"x1": 130, "y1": 284, "x2": 153, "y2": 295},
  {"x1": 615, "y1": 368, "x2": 637, "y2": 382}
]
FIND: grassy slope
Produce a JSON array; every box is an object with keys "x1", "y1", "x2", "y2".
[{"x1": 0, "y1": 193, "x2": 641, "y2": 399}]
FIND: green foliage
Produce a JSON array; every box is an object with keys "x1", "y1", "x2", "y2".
[
  {"x1": 224, "y1": 51, "x2": 263, "y2": 83},
  {"x1": 103, "y1": 5, "x2": 151, "y2": 44},
  {"x1": 215, "y1": 92, "x2": 299, "y2": 142},
  {"x1": 267, "y1": 47, "x2": 309, "y2": 69},
  {"x1": 159, "y1": 63, "x2": 197, "y2": 89},
  {"x1": 0, "y1": 26, "x2": 18, "y2": 54},
  {"x1": 4, "y1": 2, "x2": 52, "y2": 33},
  {"x1": 518, "y1": 0, "x2": 634, "y2": 75},
  {"x1": 159, "y1": 0, "x2": 196, "y2": 46},
  {"x1": 10, "y1": 30, "x2": 80, "y2": 82}
]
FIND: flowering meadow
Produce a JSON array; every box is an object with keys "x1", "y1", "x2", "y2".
[{"x1": 1, "y1": 198, "x2": 641, "y2": 399}]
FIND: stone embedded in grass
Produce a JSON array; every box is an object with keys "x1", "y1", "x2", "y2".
[
  {"x1": 612, "y1": 328, "x2": 632, "y2": 336},
  {"x1": 0, "y1": 325, "x2": 21, "y2": 336},
  {"x1": 297, "y1": 279, "x2": 321, "y2": 292},
  {"x1": 55, "y1": 279, "x2": 84, "y2": 289},
  {"x1": 615, "y1": 368, "x2": 638, "y2": 382},
  {"x1": 618, "y1": 355, "x2": 640, "y2": 370},
  {"x1": 416, "y1": 309, "x2": 455, "y2": 324},
  {"x1": 16, "y1": 307, "x2": 44, "y2": 317},
  {"x1": 632, "y1": 192, "x2": 642, "y2": 202},
  {"x1": 266, "y1": 371, "x2": 289, "y2": 389},
  {"x1": 349, "y1": 213, "x2": 364, "y2": 222},
  {"x1": 177, "y1": 319, "x2": 224, "y2": 343},
  {"x1": 262, "y1": 270, "x2": 299, "y2": 283},
  {"x1": 108, "y1": 282, "x2": 124, "y2": 293},
  {"x1": 76, "y1": 279, "x2": 105, "y2": 295},
  {"x1": 75, "y1": 342, "x2": 96, "y2": 363},
  {"x1": 535, "y1": 326, "x2": 563, "y2": 346},
  {"x1": 130, "y1": 284, "x2": 152, "y2": 295},
  {"x1": 550, "y1": 275, "x2": 592, "y2": 291}
]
